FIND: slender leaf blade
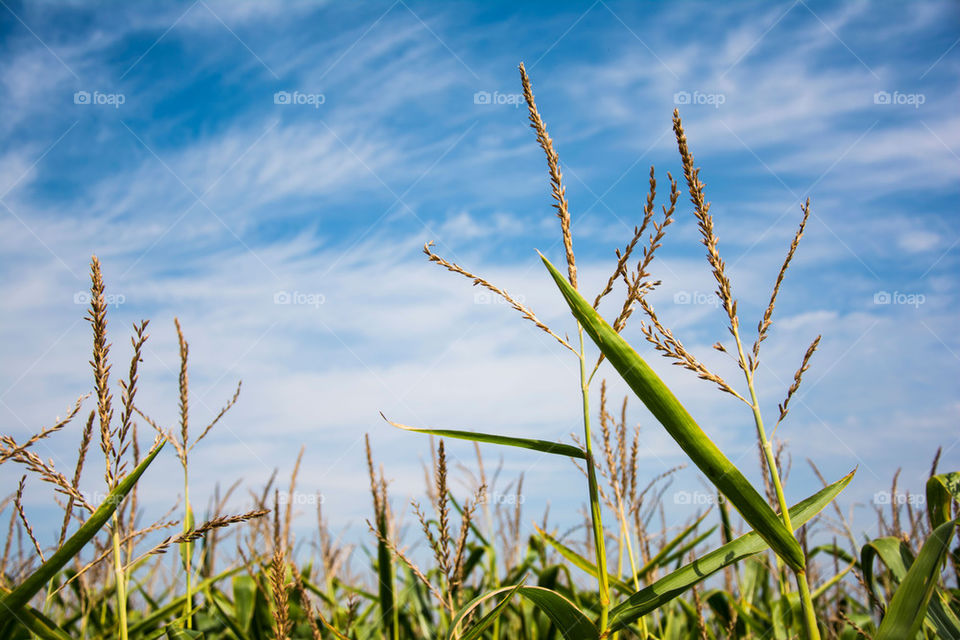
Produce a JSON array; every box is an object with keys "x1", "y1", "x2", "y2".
[
  {"x1": 876, "y1": 519, "x2": 957, "y2": 640},
  {"x1": 518, "y1": 586, "x2": 599, "y2": 640},
  {"x1": 863, "y1": 529, "x2": 960, "y2": 639},
  {"x1": 927, "y1": 472, "x2": 960, "y2": 530},
  {"x1": 607, "y1": 469, "x2": 854, "y2": 631},
  {"x1": 541, "y1": 254, "x2": 805, "y2": 571},
  {"x1": 0, "y1": 590, "x2": 72, "y2": 640},
  {"x1": 861, "y1": 536, "x2": 909, "y2": 596},
  {"x1": 127, "y1": 566, "x2": 244, "y2": 634},
  {"x1": 166, "y1": 628, "x2": 204, "y2": 640},
  {"x1": 374, "y1": 501, "x2": 397, "y2": 640},
  {"x1": 447, "y1": 583, "x2": 525, "y2": 640},
  {"x1": 535, "y1": 526, "x2": 631, "y2": 594},
  {"x1": 635, "y1": 510, "x2": 712, "y2": 581},
  {"x1": 0, "y1": 442, "x2": 164, "y2": 620},
  {"x1": 383, "y1": 413, "x2": 586, "y2": 460}
]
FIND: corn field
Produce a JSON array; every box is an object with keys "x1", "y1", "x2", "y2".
[{"x1": 1, "y1": 63, "x2": 957, "y2": 640}]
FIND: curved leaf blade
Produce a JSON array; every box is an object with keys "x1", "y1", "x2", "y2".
[
  {"x1": 861, "y1": 536, "x2": 909, "y2": 597},
  {"x1": 127, "y1": 566, "x2": 244, "y2": 634},
  {"x1": 535, "y1": 526, "x2": 631, "y2": 594},
  {"x1": 382, "y1": 413, "x2": 586, "y2": 459},
  {"x1": 0, "y1": 441, "x2": 164, "y2": 621},
  {"x1": 863, "y1": 526, "x2": 960, "y2": 639},
  {"x1": 876, "y1": 519, "x2": 957, "y2": 640},
  {"x1": 607, "y1": 469, "x2": 854, "y2": 631},
  {"x1": 0, "y1": 590, "x2": 72, "y2": 640},
  {"x1": 540, "y1": 254, "x2": 805, "y2": 572},
  {"x1": 927, "y1": 472, "x2": 960, "y2": 530},
  {"x1": 635, "y1": 510, "x2": 712, "y2": 581},
  {"x1": 447, "y1": 583, "x2": 524, "y2": 640},
  {"x1": 811, "y1": 561, "x2": 855, "y2": 600},
  {"x1": 519, "y1": 586, "x2": 599, "y2": 640}
]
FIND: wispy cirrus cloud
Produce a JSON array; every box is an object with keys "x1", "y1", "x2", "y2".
[{"x1": 0, "y1": 0, "x2": 956, "y2": 547}]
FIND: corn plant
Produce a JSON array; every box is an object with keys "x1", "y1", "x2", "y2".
[{"x1": 382, "y1": 63, "x2": 955, "y2": 640}]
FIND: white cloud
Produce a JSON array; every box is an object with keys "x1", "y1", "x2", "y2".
[
  {"x1": 437, "y1": 210, "x2": 526, "y2": 240},
  {"x1": 899, "y1": 229, "x2": 941, "y2": 253},
  {"x1": 1, "y1": 0, "x2": 957, "y2": 547}
]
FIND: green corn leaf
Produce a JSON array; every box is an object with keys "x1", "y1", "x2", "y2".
[
  {"x1": 740, "y1": 557, "x2": 767, "y2": 608},
  {"x1": 180, "y1": 503, "x2": 195, "y2": 574},
  {"x1": 447, "y1": 582, "x2": 525, "y2": 640},
  {"x1": 723, "y1": 588, "x2": 770, "y2": 635},
  {"x1": 928, "y1": 593, "x2": 960, "y2": 640},
  {"x1": 518, "y1": 586, "x2": 599, "y2": 640},
  {"x1": 382, "y1": 413, "x2": 586, "y2": 460},
  {"x1": 0, "y1": 441, "x2": 164, "y2": 622},
  {"x1": 316, "y1": 609, "x2": 355, "y2": 640},
  {"x1": 876, "y1": 519, "x2": 957, "y2": 640},
  {"x1": 207, "y1": 588, "x2": 248, "y2": 640},
  {"x1": 718, "y1": 490, "x2": 734, "y2": 544},
  {"x1": 703, "y1": 590, "x2": 737, "y2": 635},
  {"x1": 127, "y1": 566, "x2": 244, "y2": 635},
  {"x1": 0, "y1": 589, "x2": 72, "y2": 640},
  {"x1": 771, "y1": 595, "x2": 791, "y2": 640},
  {"x1": 863, "y1": 529, "x2": 960, "y2": 639},
  {"x1": 535, "y1": 526, "x2": 631, "y2": 594},
  {"x1": 861, "y1": 536, "x2": 909, "y2": 594},
  {"x1": 302, "y1": 575, "x2": 339, "y2": 608},
  {"x1": 927, "y1": 472, "x2": 960, "y2": 530},
  {"x1": 635, "y1": 510, "x2": 712, "y2": 581},
  {"x1": 808, "y1": 543, "x2": 856, "y2": 565},
  {"x1": 660, "y1": 525, "x2": 718, "y2": 567},
  {"x1": 374, "y1": 501, "x2": 397, "y2": 640},
  {"x1": 811, "y1": 561, "x2": 855, "y2": 600},
  {"x1": 541, "y1": 253, "x2": 805, "y2": 572},
  {"x1": 606, "y1": 469, "x2": 854, "y2": 631},
  {"x1": 230, "y1": 574, "x2": 257, "y2": 633},
  {"x1": 166, "y1": 627, "x2": 204, "y2": 640}
]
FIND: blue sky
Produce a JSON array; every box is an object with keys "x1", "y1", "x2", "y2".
[{"x1": 1, "y1": 0, "x2": 958, "y2": 551}]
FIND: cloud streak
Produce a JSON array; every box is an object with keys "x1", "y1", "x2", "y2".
[{"x1": 1, "y1": 0, "x2": 956, "y2": 548}]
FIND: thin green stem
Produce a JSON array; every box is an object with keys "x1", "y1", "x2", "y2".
[
  {"x1": 579, "y1": 325, "x2": 610, "y2": 631},
  {"x1": 615, "y1": 497, "x2": 648, "y2": 638},
  {"x1": 748, "y1": 402, "x2": 793, "y2": 533},
  {"x1": 795, "y1": 570, "x2": 820, "y2": 639},
  {"x1": 39, "y1": 574, "x2": 57, "y2": 640},
  {"x1": 489, "y1": 548, "x2": 501, "y2": 640},
  {"x1": 750, "y1": 389, "x2": 790, "y2": 596},
  {"x1": 111, "y1": 514, "x2": 128, "y2": 640},
  {"x1": 182, "y1": 467, "x2": 193, "y2": 630},
  {"x1": 616, "y1": 499, "x2": 639, "y2": 591},
  {"x1": 731, "y1": 326, "x2": 820, "y2": 640}
]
